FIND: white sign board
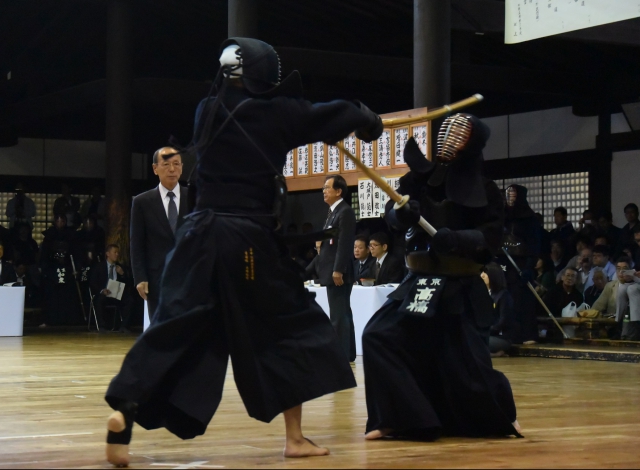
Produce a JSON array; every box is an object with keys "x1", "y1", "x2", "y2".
[
  {"x1": 505, "y1": 0, "x2": 640, "y2": 44},
  {"x1": 357, "y1": 176, "x2": 402, "y2": 219}
]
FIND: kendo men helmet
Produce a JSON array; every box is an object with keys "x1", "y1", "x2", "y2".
[
  {"x1": 436, "y1": 113, "x2": 473, "y2": 164},
  {"x1": 217, "y1": 37, "x2": 302, "y2": 98}
]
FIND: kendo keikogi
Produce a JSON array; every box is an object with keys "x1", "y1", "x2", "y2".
[
  {"x1": 104, "y1": 37, "x2": 383, "y2": 466},
  {"x1": 362, "y1": 114, "x2": 521, "y2": 441},
  {"x1": 499, "y1": 185, "x2": 541, "y2": 344}
]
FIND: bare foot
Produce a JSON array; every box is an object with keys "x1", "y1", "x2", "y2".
[
  {"x1": 365, "y1": 428, "x2": 393, "y2": 440},
  {"x1": 284, "y1": 437, "x2": 330, "y2": 458},
  {"x1": 106, "y1": 412, "x2": 130, "y2": 467},
  {"x1": 512, "y1": 420, "x2": 522, "y2": 434}
]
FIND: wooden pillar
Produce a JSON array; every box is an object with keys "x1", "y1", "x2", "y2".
[
  {"x1": 105, "y1": 0, "x2": 133, "y2": 262},
  {"x1": 413, "y1": 0, "x2": 451, "y2": 109},
  {"x1": 228, "y1": 0, "x2": 258, "y2": 38},
  {"x1": 590, "y1": 112, "x2": 612, "y2": 214}
]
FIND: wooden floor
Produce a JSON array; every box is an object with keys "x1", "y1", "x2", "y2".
[{"x1": 1, "y1": 334, "x2": 640, "y2": 469}]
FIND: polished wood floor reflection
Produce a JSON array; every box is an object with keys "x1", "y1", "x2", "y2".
[{"x1": 0, "y1": 333, "x2": 639, "y2": 469}]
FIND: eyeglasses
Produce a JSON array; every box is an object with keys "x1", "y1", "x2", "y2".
[
  {"x1": 368, "y1": 243, "x2": 381, "y2": 248},
  {"x1": 322, "y1": 185, "x2": 333, "y2": 191}
]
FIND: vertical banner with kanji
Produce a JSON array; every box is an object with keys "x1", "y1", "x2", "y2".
[
  {"x1": 412, "y1": 125, "x2": 428, "y2": 156},
  {"x1": 311, "y1": 142, "x2": 325, "y2": 175},
  {"x1": 296, "y1": 145, "x2": 310, "y2": 176},
  {"x1": 327, "y1": 145, "x2": 340, "y2": 173},
  {"x1": 393, "y1": 128, "x2": 409, "y2": 166},
  {"x1": 377, "y1": 130, "x2": 391, "y2": 168},
  {"x1": 343, "y1": 135, "x2": 357, "y2": 171},
  {"x1": 361, "y1": 140, "x2": 374, "y2": 168},
  {"x1": 357, "y1": 176, "x2": 403, "y2": 219},
  {"x1": 283, "y1": 150, "x2": 294, "y2": 177}
]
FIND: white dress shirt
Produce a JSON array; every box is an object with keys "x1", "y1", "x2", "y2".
[
  {"x1": 376, "y1": 252, "x2": 388, "y2": 267},
  {"x1": 158, "y1": 184, "x2": 181, "y2": 219},
  {"x1": 329, "y1": 199, "x2": 342, "y2": 213}
]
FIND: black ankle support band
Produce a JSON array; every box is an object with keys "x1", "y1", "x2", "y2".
[{"x1": 106, "y1": 401, "x2": 137, "y2": 445}]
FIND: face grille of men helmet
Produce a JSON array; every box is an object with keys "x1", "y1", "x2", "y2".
[
  {"x1": 506, "y1": 186, "x2": 517, "y2": 207},
  {"x1": 436, "y1": 114, "x2": 473, "y2": 163}
]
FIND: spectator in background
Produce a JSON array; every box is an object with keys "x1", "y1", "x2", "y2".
[
  {"x1": 0, "y1": 241, "x2": 16, "y2": 285},
  {"x1": 556, "y1": 235, "x2": 592, "y2": 282},
  {"x1": 353, "y1": 235, "x2": 375, "y2": 283},
  {"x1": 482, "y1": 262, "x2": 516, "y2": 357},
  {"x1": 11, "y1": 223, "x2": 38, "y2": 266},
  {"x1": 594, "y1": 233, "x2": 609, "y2": 249},
  {"x1": 584, "y1": 269, "x2": 606, "y2": 306},
  {"x1": 597, "y1": 210, "x2": 621, "y2": 250},
  {"x1": 369, "y1": 232, "x2": 405, "y2": 286},
  {"x1": 6, "y1": 183, "x2": 36, "y2": 229},
  {"x1": 14, "y1": 262, "x2": 41, "y2": 308},
  {"x1": 53, "y1": 184, "x2": 81, "y2": 229},
  {"x1": 80, "y1": 186, "x2": 106, "y2": 227},
  {"x1": 615, "y1": 256, "x2": 640, "y2": 341},
  {"x1": 633, "y1": 229, "x2": 640, "y2": 268},
  {"x1": 90, "y1": 244, "x2": 134, "y2": 333},
  {"x1": 550, "y1": 206, "x2": 576, "y2": 256},
  {"x1": 573, "y1": 247, "x2": 594, "y2": 293},
  {"x1": 543, "y1": 266, "x2": 583, "y2": 317},
  {"x1": 593, "y1": 257, "x2": 632, "y2": 318},
  {"x1": 550, "y1": 239, "x2": 571, "y2": 274},
  {"x1": 40, "y1": 215, "x2": 77, "y2": 272},
  {"x1": 577, "y1": 209, "x2": 597, "y2": 240},
  {"x1": 535, "y1": 212, "x2": 551, "y2": 256},
  {"x1": 591, "y1": 245, "x2": 616, "y2": 282},
  {"x1": 76, "y1": 215, "x2": 106, "y2": 264},
  {"x1": 534, "y1": 256, "x2": 557, "y2": 297},
  {"x1": 619, "y1": 203, "x2": 639, "y2": 253}
]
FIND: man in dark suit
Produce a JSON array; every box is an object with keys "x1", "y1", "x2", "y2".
[
  {"x1": 315, "y1": 175, "x2": 357, "y2": 362},
  {"x1": 353, "y1": 234, "x2": 375, "y2": 284},
  {"x1": 90, "y1": 244, "x2": 134, "y2": 333},
  {"x1": 369, "y1": 231, "x2": 405, "y2": 285},
  {"x1": 130, "y1": 147, "x2": 188, "y2": 320}
]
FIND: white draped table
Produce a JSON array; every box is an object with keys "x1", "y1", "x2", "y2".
[
  {"x1": 307, "y1": 285, "x2": 396, "y2": 355},
  {"x1": 0, "y1": 286, "x2": 26, "y2": 337}
]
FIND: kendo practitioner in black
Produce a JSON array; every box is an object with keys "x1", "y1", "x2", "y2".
[
  {"x1": 499, "y1": 185, "x2": 541, "y2": 344},
  {"x1": 362, "y1": 114, "x2": 521, "y2": 441},
  {"x1": 104, "y1": 37, "x2": 383, "y2": 466}
]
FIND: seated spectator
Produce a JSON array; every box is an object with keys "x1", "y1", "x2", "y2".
[
  {"x1": 634, "y1": 228, "x2": 640, "y2": 269},
  {"x1": 5, "y1": 183, "x2": 36, "y2": 229},
  {"x1": 597, "y1": 209, "x2": 622, "y2": 250},
  {"x1": 90, "y1": 244, "x2": 135, "y2": 333},
  {"x1": 593, "y1": 233, "x2": 608, "y2": 248},
  {"x1": 584, "y1": 268, "x2": 606, "y2": 307},
  {"x1": 550, "y1": 206, "x2": 576, "y2": 256},
  {"x1": 80, "y1": 186, "x2": 106, "y2": 226},
  {"x1": 556, "y1": 235, "x2": 592, "y2": 283},
  {"x1": 482, "y1": 262, "x2": 516, "y2": 357},
  {"x1": 615, "y1": 256, "x2": 640, "y2": 341},
  {"x1": 53, "y1": 184, "x2": 81, "y2": 229},
  {"x1": 14, "y1": 262, "x2": 41, "y2": 308},
  {"x1": 304, "y1": 241, "x2": 322, "y2": 281},
  {"x1": 550, "y1": 239, "x2": 571, "y2": 274},
  {"x1": 619, "y1": 203, "x2": 639, "y2": 252},
  {"x1": 592, "y1": 257, "x2": 632, "y2": 318},
  {"x1": 0, "y1": 222, "x2": 11, "y2": 259},
  {"x1": 76, "y1": 215, "x2": 106, "y2": 265},
  {"x1": 0, "y1": 241, "x2": 17, "y2": 285},
  {"x1": 369, "y1": 232, "x2": 405, "y2": 285},
  {"x1": 542, "y1": 266, "x2": 583, "y2": 317},
  {"x1": 11, "y1": 223, "x2": 39, "y2": 266},
  {"x1": 590, "y1": 245, "x2": 616, "y2": 282},
  {"x1": 574, "y1": 247, "x2": 593, "y2": 292},
  {"x1": 535, "y1": 256, "x2": 557, "y2": 297},
  {"x1": 353, "y1": 235, "x2": 375, "y2": 284}
]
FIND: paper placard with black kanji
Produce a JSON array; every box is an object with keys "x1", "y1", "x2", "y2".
[{"x1": 398, "y1": 276, "x2": 447, "y2": 318}]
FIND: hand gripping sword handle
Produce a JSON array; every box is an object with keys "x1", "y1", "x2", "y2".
[
  {"x1": 335, "y1": 143, "x2": 437, "y2": 236},
  {"x1": 501, "y1": 247, "x2": 568, "y2": 339}
]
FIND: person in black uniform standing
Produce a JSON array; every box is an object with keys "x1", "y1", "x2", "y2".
[
  {"x1": 362, "y1": 114, "x2": 521, "y2": 441},
  {"x1": 499, "y1": 184, "x2": 541, "y2": 344},
  {"x1": 104, "y1": 37, "x2": 383, "y2": 466}
]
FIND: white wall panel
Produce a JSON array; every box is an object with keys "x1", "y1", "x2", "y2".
[
  {"x1": 0, "y1": 138, "x2": 45, "y2": 176},
  {"x1": 611, "y1": 150, "x2": 640, "y2": 228},
  {"x1": 481, "y1": 115, "x2": 509, "y2": 160}
]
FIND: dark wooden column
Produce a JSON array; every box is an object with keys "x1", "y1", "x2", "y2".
[
  {"x1": 228, "y1": 0, "x2": 258, "y2": 38},
  {"x1": 105, "y1": 0, "x2": 133, "y2": 262},
  {"x1": 590, "y1": 112, "x2": 613, "y2": 214},
  {"x1": 414, "y1": 0, "x2": 451, "y2": 109}
]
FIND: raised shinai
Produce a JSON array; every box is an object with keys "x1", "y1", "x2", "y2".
[{"x1": 103, "y1": 37, "x2": 383, "y2": 466}]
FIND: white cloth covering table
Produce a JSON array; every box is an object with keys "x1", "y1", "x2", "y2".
[
  {"x1": 0, "y1": 286, "x2": 26, "y2": 337},
  {"x1": 307, "y1": 285, "x2": 396, "y2": 355}
]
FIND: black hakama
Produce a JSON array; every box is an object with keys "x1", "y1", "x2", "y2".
[
  {"x1": 363, "y1": 275, "x2": 520, "y2": 439},
  {"x1": 106, "y1": 210, "x2": 356, "y2": 439}
]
